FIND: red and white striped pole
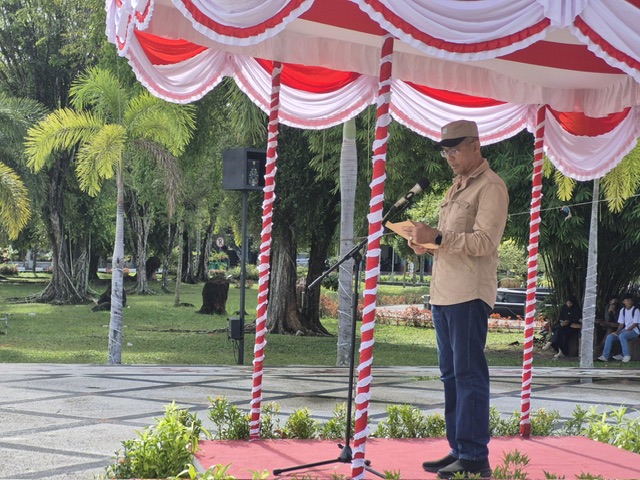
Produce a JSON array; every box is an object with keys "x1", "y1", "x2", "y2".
[
  {"x1": 351, "y1": 34, "x2": 394, "y2": 480},
  {"x1": 520, "y1": 106, "x2": 545, "y2": 437},
  {"x1": 249, "y1": 61, "x2": 282, "y2": 440}
]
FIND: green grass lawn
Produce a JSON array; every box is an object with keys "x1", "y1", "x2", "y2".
[{"x1": 0, "y1": 275, "x2": 595, "y2": 367}]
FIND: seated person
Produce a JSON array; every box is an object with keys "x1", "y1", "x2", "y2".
[
  {"x1": 543, "y1": 295, "x2": 582, "y2": 358},
  {"x1": 598, "y1": 293, "x2": 640, "y2": 363},
  {"x1": 596, "y1": 296, "x2": 619, "y2": 346}
]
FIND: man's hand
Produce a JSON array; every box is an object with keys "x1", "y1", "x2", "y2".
[{"x1": 401, "y1": 221, "x2": 439, "y2": 246}]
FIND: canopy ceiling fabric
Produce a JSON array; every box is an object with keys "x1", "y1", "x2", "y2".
[{"x1": 107, "y1": 0, "x2": 640, "y2": 181}]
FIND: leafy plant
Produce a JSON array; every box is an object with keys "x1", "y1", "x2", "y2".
[
  {"x1": 319, "y1": 403, "x2": 352, "y2": 440},
  {"x1": 493, "y1": 449, "x2": 530, "y2": 479},
  {"x1": 489, "y1": 407, "x2": 560, "y2": 437},
  {"x1": 259, "y1": 402, "x2": 282, "y2": 439},
  {"x1": 106, "y1": 402, "x2": 204, "y2": 479},
  {"x1": 174, "y1": 463, "x2": 270, "y2": 480},
  {"x1": 208, "y1": 396, "x2": 250, "y2": 440},
  {"x1": 583, "y1": 407, "x2": 640, "y2": 454},
  {"x1": 373, "y1": 404, "x2": 445, "y2": 438},
  {"x1": 283, "y1": 407, "x2": 318, "y2": 439}
]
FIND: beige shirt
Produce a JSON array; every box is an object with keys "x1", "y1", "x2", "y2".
[{"x1": 430, "y1": 159, "x2": 509, "y2": 308}]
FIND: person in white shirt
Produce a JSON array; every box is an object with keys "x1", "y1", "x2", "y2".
[{"x1": 597, "y1": 293, "x2": 640, "y2": 363}]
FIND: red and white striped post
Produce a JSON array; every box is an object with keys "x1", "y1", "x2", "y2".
[
  {"x1": 351, "y1": 34, "x2": 394, "y2": 480},
  {"x1": 249, "y1": 61, "x2": 282, "y2": 439},
  {"x1": 520, "y1": 106, "x2": 545, "y2": 437}
]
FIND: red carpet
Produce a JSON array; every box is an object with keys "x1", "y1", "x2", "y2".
[{"x1": 195, "y1": 436, "x2": 640, "y2": 479}]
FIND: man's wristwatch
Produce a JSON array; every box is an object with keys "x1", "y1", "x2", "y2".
[{"x1": 434, "y1": 232, "x2": 443, "y2": 245}]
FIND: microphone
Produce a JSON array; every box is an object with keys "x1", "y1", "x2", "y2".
[{"x1": 392, "y1": 177, "x2": 430, "y2": 209}]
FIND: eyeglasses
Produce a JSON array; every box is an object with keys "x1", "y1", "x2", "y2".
[{"x1": 440, "y1": 138, "x2": 477, "y2": 158}]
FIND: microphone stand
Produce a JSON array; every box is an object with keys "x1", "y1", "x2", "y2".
[{"x1": 272, "y1": 200, "x2": 414, "y2": 478}]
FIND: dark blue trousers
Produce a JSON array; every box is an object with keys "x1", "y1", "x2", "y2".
[{"x1": 432, "y1": 299, "x2": 491, "y2": 461}]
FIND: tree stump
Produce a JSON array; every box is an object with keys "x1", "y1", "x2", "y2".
[
  {"x1": 91, "y1": 284, "x2": 127, "y2": 312},
  {"x1": 146, "y1": 256, "x2": 161, "y2": 281},
  {"x1": 198, "y1": 275, "x2": 230, "y2": 314}
]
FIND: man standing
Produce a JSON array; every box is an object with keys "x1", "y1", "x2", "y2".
[{"x1": 402, "y1": 120, "x2": 508, "y2": 479}]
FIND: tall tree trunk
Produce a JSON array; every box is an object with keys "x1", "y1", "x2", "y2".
[
  {"x1": 196, "y1": 222, "x2": 214, "y2": 282},
  {"x1": 302, "y1": 237, "x2": 332, "y2": 335},
  {"x1": 32, "y1": 154, "x2": 85, "y2": 304},
  {"x1": 181, "y1": 230, "x2": 197, "y2": 284},
  {"x1": 267, "y1": 226, "x2": 305, "y2": 334},
  {"x1": 129, "y1": 193, "x2": 154, "y2": 294},
  {"x1": 161, "y1": 222, "x2": 176, "y2": 293},
  {"x1": 580, "y1": 179, "x2": 599, "y2": 368},
  {"x1": 71, "y1": 235, "x2": 92, "y2": 297},
  {"x1": 174, "y1": 220, "x2": 185, "y2": 306},
  {"x1": 108, "y1": 167, "x2": 126, "y2": 365},
  {"x1": 337, "y1": 118, "x2": 358, "y2": 366}
]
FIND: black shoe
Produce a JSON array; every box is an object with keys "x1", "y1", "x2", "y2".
[
  {"x1": 437, "y1": 458, "x2": 492, "y2": 479},
  {"x1": 422, "y1": 454, "x2": 458, "y2": 473}
]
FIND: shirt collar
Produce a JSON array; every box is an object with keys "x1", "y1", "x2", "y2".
[{"x1": 454, "y1": 159, "x2": 490, "y2": 189}]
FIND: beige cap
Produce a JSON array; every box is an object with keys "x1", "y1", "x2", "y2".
[{"x1": 436, "y1": 120, "x2": 479, "y2": 148}]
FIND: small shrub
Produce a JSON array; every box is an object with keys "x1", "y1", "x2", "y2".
[
  {"x1": 489, "y1": 407, "x2": 560, "y2": 437},
  {"x1": 373, "y1": 405, "x2": 445, "y2": 438},
  {"x1": 282, "y1": 407, "x2": 318, "y2": 439},
  {"x1": 320, "y1": 294, "x2": 338, "y2": 318},
  {"x1": 583, "y1": 407, "x2": 640, "y2": 454},
  {"x1": 489, "y1": 407, "x2": 520, "y2": 437},
  {"x1": 208, "y1": 396, "x2": 250, "y2": 440},
  {"x1": 259, "y1": 402, "x2": 282, "y2": 439},
  {"x1": 227, "y1": 265, "x2": 259, "y2": 282},
  {"x1": 0, "y1": 263, "x2": 19, "y2": 275},
  {"x1": 106, "y1": 402, "x2": 203, "y2": 479},
  {"x1": 493, "y1": 449, "x2": 530, "y2": 479},
  {"x1": 319, "y1": 403, "x2": 353, "y2": 440}
]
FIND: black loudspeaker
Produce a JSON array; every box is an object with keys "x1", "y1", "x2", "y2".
[
  {"x1": 222, "y1": 148, "x2": 267, "y2": 191},
  {"x1": 228, "y1": 317, "x2": 243, "y2": 340}
]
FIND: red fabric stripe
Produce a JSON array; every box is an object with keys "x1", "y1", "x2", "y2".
[
  {"x1": 573, "y1": 16, "x2": 640, "y2": 74},
  {"x1": 301, "y1": 0, "x2": 385, "y2": 35},
  {"x1": 255, "y1": 59, "x2": 361, "y2": 93},
  {"x1": 549, "y1": 107, "x2": 630, "y2": 137},
  {"x1": 406, "y1": 82, "x2": 504, "y2": 107},
  {"x1": 499, "y1": 40, "x2": 623, "y2": 74},
  {"x1": 177, "y1": 0, "x2": 307, "y2": 39},
  {"x1": 135, "y1": 31, "x2": 206, "y2": 65},
  {"x1": 360, "y1": 0, "x2": 551, "y2": 54},
  {"x1": 135, "y1": 1, "x2": 151, "y2": 22}
]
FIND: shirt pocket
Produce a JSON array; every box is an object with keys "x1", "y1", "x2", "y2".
[{"x1": 442, "y1": 199, "x2": 476, "y2": 232}]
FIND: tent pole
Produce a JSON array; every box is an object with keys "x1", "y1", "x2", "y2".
[
  {"x1": 520, "y1": 106, "x2": 546, "y2": 437},
  {"x1": 249, "y1": 61, "x2": 282, "y2": 440},
  {"x1": 351, "y1": 33, "x2": 394, "y2": 480}
]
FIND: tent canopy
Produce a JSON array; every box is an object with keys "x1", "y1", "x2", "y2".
[{"x1": 107, "y1": 0, "x2": 640, "y2": 180}]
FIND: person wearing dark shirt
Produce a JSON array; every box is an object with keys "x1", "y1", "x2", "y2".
[
  {"x1": 596, "y1": 296, "x2": 620, "y2": 346},
  {"x1": 549, "y1": 296, "x2": 582, "y2": 358}
]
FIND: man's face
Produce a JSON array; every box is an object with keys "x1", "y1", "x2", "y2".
[
  {"x1": 624, "y1": 298, "x2": 633, "y2": 308},
  {"x1": 441, "y1": 138, "x2": 479, "y2": 176}
]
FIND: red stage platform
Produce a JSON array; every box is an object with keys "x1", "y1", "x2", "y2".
[{"x1": 195, "y1": 436, "x2": 640, "y2": 479}]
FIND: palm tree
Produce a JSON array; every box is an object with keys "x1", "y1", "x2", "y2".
[
  {"x1": 24, "y1": 67, "x2": 195, "y2": 364},
  {"x1": 0, "y1": 93, "x2": 46, "y2": 240},
  {"x1": 0, "y1": 163, "x2": 30, "y2": 240}
]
